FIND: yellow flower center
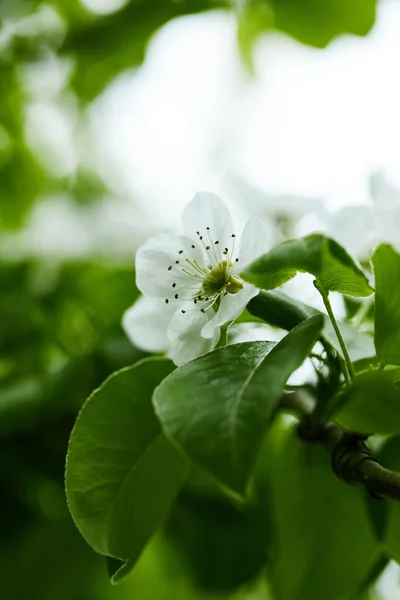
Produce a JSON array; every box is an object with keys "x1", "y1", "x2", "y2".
[{"x1": 201, "y1": 260, "x2": 243, "y2": 297}]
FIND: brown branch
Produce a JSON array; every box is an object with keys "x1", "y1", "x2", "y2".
[{"x1": 280, "y1": 390, "x2": 400, "y2": 501}]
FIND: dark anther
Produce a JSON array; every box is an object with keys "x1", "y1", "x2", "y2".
[
  {"x1": 200, "y1": 236, "x2": 203, "y2": 240},
  {"x1": 191, "y1": 245, "x2": 195, "y2": 248},
  {"x1": 175, "y1": 260, "x2": 179, "y2": 264},
  {"x1": 181, "y1": 310, "x2": 186, "y2": 314},
  {"x1": 235, "y1": 258, "x2": 239, "y2": 262},
  {"x1": 206, "y1": 226, "x2": 210, "y2": 230},
  {"x1": 196, "y1": 231, "x2": 200, "y2": 235},
  {"x1": 194, "y1": 299, "x2": 197, "y2": 304},
  {"x1": 165, "y1": 299, "x2": 169, "y2": 304},
  {"x1": 215, "y1": 240, "x2": 219, "y2": 244},
  {"x1": 175, "y1": 294, "x2": 178, "y2": 299},
  {"x1": 201, "y1": 308, "x2": 205, "y2": 313},
  {"x1": 172, "y1": 283, "x2": 176, "y2": 288},
  {"x1": 206, "y1": 245, "x2": 210, "y2": 250},
  {"x1": 231, "y1": 234, "x2": 236, "y2": 238},
  {"x1": 168, "y1": 266, "x2": 172, "y2": 270}
]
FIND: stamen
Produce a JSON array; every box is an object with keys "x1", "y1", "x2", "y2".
[
  {"x1": 205, "y1": 227, "x2": 221, "y2": 264},
  {"x1": 185, "y1": 258, "x2": 207, "y2": 276},
  {"x1": 181, "y1": 310, "x2": 186, "y2": 314},
  {"x1": 175, "y1": 294, "x2": 179, "y2": 299},
  {"x1": 175, "y1": 260, "x2": 179, "y2": 264},
  {"x1": 228, "y1": 233, "x2": 237, "y2": 264},
  {"x1": 191, "y1": 245, "x2": 195, "y2": 249},
  {"x1": 179, "y1": 250, "x2": 183, "y2": 254},
  {"x1": 165, "y1": 299, "x2": 169, "y2": 303},
  {"x1": 215, "y1": 240, "x2": 219, "y2": 245},
  {"x1": 172, "y1": 283, "x2": 176, "y2": 288},
  {"x1": 168, "y1": 266, "x2": 172, "y2": 270},
  {"x1": 182, "y1": 268, "x2": 203, "y2": 280}
]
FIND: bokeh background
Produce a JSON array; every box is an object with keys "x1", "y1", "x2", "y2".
[{"x1": 2, "y1": 0, "x2": 400, "y2": 598}]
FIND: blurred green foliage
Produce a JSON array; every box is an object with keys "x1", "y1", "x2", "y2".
[
  {"x1": 0, "y1": 0, "x2": 378, "y2": 226},
  {"x1": 0, "y1": 0, "x2": 382, "y2": 598}
]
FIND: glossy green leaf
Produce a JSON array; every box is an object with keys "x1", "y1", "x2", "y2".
[
  {"x1": 373, "y1": 244, "x2": 400, "y2": 366},
  {"x1": 153, "y1": 314, "x2": 323, "y2": 495},
  {"x1": 247, "y1": 289, "x2": 318, "y2": 330},
  {"x1": 379, "y1": 436, "x2": 400, "y2": 562},
  {"x1": 65, "y1": 358, "x2": 188, "y2": 582},
  {"x1": 241, "y1": 234, "x2": 373, "y2": 297},
  {"x1": 271, "y1": 430, "x2": 378, "y2": 600},
  {"x1": 247, "y1": 290, "x2": 375, "y2": 363},
  {"x1": 332, "y1": 370, "x2": 400, "y2": 434}
]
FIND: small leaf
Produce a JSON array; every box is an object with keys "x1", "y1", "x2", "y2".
[
  {"x1": 241, "y1": 234, "x2": 373, "y2": 297},
  {"x1": 270, "y1": 430, "x2": 378, "y2": 600},
  {"x1": 65, "y1": 358, "x2": 188, "y2": 581},
  {"x1": 153, "y1": 315, "x2": 323, "y2": 495},
  {"x1": 373, "y1": 244, "x2": 400, "y2": 366},
  {"x1": 332, "y1": 370, "x2": 400, "y2": 434}
]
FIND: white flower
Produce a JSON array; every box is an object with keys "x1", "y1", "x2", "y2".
[{"x1": 122, "y1": 192, "x2": 267, "y2": 366}]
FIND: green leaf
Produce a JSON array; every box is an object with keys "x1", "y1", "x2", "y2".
[
  {"x1": 379, "y1": 436, "x2": 400, "y2": 562},
  {"x1": 168, "y1": 487, "x2": 269, "y2": 591},
  {"x1": 241, "y1": 234, "x2": 373, "y2": 297},
  {"x1": 373, "y1": 244, "x2": 400, "y2": 366},
  {"x1": 332, "y1": 370, "x2": 400, "y2": 434},
  {"x1": 270, "y1": 429, "x2": 378, "y2": 600},
  {"x1": 61, "y1": 0, "x2": 225, "y2": 101},
  {"x1": 237, "y1": 0, "x2": 377, "y2": 56},
  {"x1": 153, "y1": 314, "x2": 323, "y2": 495},
  {"x1": 247, "y1": 290, "x2": 375, "y2": 363},
  {"x1": 65, "y1": 358, "x2": 188, "y2": 582},
  {"x1": 271, "y1": 0, "x2": 377, "y2": 49},
  {"x1": 247, "y1": 289, "x2": 318, "y2": 331}
]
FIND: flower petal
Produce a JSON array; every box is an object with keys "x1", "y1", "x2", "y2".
[
  {"x1": 167, "y1": 302, "x2": 220, "y2": 366},
  {"x1": 136, "y1": 233, "x2": 205, "y2": 299},
  {"x1": 201, "y1": 282, "x2": 259, "y2": 339},
  {"x1": 122, "y1": 296, "x2": 175, "y2": 352},
  {"x1": 236, "y1": 216, "x2": 268, "y2": 271},
  {"x1": 182, "y1": 192, "x2": 236, "y2": 260}
]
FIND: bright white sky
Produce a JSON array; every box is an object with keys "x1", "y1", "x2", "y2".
[{"x1": 89, "y1": 0, "x2": 400, "y2": 230}]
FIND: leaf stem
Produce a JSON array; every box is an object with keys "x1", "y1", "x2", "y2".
[{"x1": 314, "y1": 279, "x2": 356, "y2": 383}]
